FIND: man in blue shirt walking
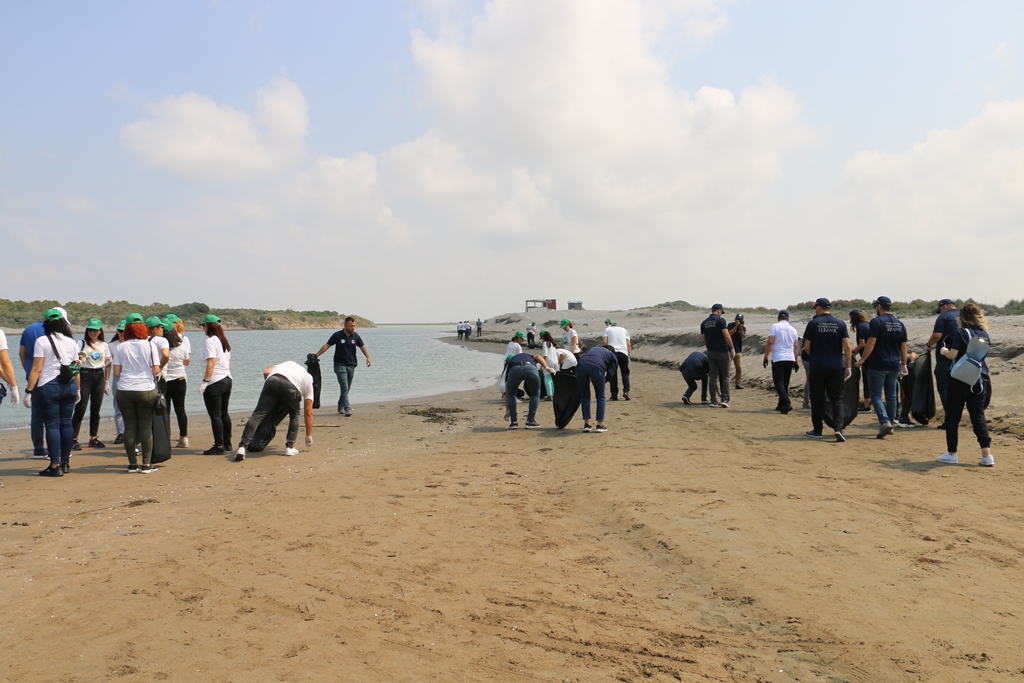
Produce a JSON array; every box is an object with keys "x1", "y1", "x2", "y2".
[
  {"x1": 855, "y1": 296, "x2": 908, "y2": 439},
  {"x1": 315, "y1": 317, "x2": 372, "y2": 416}
]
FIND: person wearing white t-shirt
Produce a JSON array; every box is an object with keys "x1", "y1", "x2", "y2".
[
  {"x1": 145, "y1": 316, "x2": 170, "y2": 372},
  {"x1": 234, "y1": 360, "x2": 316, "y2": 461},
  {"x1": 71, "y1": 318, "x2": 112, "y2": 450},
  {"x1": 763, "y1": 310, "x2": 801, "y2": 414},
  {"x1": 0, "y1": 329, "x2": 20, "y2": 409},
  {"x1": 113, "y1": 313, "x2": 161, "y2": 472},
  {"x1": 199, "y1": 315, "x2": 233, "y2": 455},
  {"x1": 505, "y1": 331, "x2": 525, "y2": 357},
  {"x1": 559, "y1": 319, "x2": 580, "y2": 354},
  {"x1": 162, "y1": 315, "x2": 191, "y2": 448},
  {"x1": 25, "y1": 309, "x2": 81, "y2": 476},
  {"x1": 602, "y1": 319, "x2": 632, "y2": 400}
]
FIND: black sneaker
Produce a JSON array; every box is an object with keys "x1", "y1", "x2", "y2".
[
  {"x1": 139, "y1": 464, "x2": 157, "y2": 474},
  {"x1": 61, "y1": 461, "x2": 70, "y2": 473},
  {"x1": 681, "y1": 396, "x2": 691, "y2": 405},
  {"x1": 71, "y1": 440, "x2": 82, "y2": 451},
  {"x1": 203, "y1": 446, "x2": 225, "y2": 455},
  {"x1": 805, "y1": 430, "x2": 823, "y2": 440},
  {"x1": 508, "y1": 422, "x2": 519, "y2": 430},
  {"x1": 39, "y1": 465, "x2": 63, "y2": 477},
  {"x1": 127, "y1": 464, "x2": 139, "y2": 473},
  {"x1": 525, "y1": 420, "x2": 541, "y2": 429},
  {"x1": 595, "y1": 425, "x2": 608, "y2": 433},
  {"x1": 623, "y1": 394, "x2": 631, "y2": 401},
  {"x1": 114, "y1": 434, "x2": 124, "y2": 445},
  {"x1": 609, "y1": 397, "x2": 619, "y2": 401},
  {"x1": 835, "y1": 431, "x2": 846, "y2": 443},
  {"x1": 780, "y1": 405, "x2": 792, "y2": 414}
]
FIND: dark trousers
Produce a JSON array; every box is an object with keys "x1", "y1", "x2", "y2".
[
  {"x1": 577, "y1": 364, "x2": 607, "y2": 422},
  {"x1": 31, "y1": 390, "x2": 46, "y2": 454},
  {"x1": 165, "y1": 377, "x2": 188, "y2": 437},
  {"x1": 681, "y1": 372, "x2": 707, "y2": 402},
  {"x1": 608, "y1": 352, "x2": 631, "y2": 398},
  {"x1": 935, "y1": 357, "x2": 951, "y2": 421},
  {"x1": 707, "y1": 351, "x2": 730, "y2": 403},
  {"x1": 772, "y1": 361, "x2": 796, "y2": 409},
  {"x1": 203, "y1": 377, "x2": 233, "y2": 448},
  {"x1": 116, "y1": 388, "x2": 157, "y2": 465},
  {"x1": 72, "y1": 368, "x2": 105, "y2": 439},
  {"x1": 945, "y1": 378, "x2": 990, "y2": 453},
  {"x1": 505, "y1": 364, "x2": 540, "y2": 424},
  {"x1": 239, "y1": 376, "x2": 302, "y2": 448},
  {"x1": 810, "y1": 368, "x2": 845, "y2": 434}
]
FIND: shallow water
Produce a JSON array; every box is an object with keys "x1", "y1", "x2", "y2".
[{"x1": 0, "y1": 326, "x2": 499, "y2": 430}]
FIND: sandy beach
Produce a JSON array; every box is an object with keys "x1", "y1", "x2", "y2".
[{"x1": 2, "y1": 308, "x2": 1023, "y2": 682}]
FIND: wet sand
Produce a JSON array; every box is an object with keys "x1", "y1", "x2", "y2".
[{"x1": 2, "y1": 342, "x2": 1022, "y2": 681}]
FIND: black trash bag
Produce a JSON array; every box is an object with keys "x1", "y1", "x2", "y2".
[
  {"x1": 151, "y1": 380, "x2": 172, "y2": 464},
  {"x1": 552, "y1": 370, "x2": 581, "y2": 429},
  {"x1": 910, "y1": 353, "x2": 936, "y2": 425},
  {"x1": 247, "y1": 404, "x2": 291, "y2": 452},
  {"x1": 824, "y1": 366, "x2": 860, "y2": 430},
  {"x1": 305, "y1": 353, "x2": 322, "y2": 410}
]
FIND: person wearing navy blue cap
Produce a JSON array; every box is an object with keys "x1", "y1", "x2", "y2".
[
  {"x1": 700, "y1": 304, "x2": 735, "y2": 407},
  {"x1": 927, "y1": 298, "x2": 959, "y2": 429},
  {"x1": 802, "y1": 298, "x2": 852, "y2": 442},
  {"x1": 855, "y1": 296, "x2": 908, "y2": 439}
]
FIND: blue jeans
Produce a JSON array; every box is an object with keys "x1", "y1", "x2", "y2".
[
  {"x1": 577, "y1": 364, "x2": 607, "y2": 422},
  {"x1": 38, "y1": 381, "x2": 77, "y2": 466},
  {"x1": 31, "y1": 390, "x2": 47, "y2": 454},
  {"x1": 869, "y1": 368, "x2": 899, "y2": 426},
  {"x1": 505, "y1": 364, "x2": 540, "y2": 424},
  {"x1": 334, "y1": 365, "x2": 356, "y2": 410}
]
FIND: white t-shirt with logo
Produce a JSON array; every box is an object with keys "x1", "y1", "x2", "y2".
[
  {"x1": 604, "y1": 326, "x2": 630, "y2": 355},
  {"x1": 768, "y1": 321, "x2": 799, "y2": 362},
  {"x1": 562, "y1": 328, "x2": 579, "y2": 352},
  {"x1": 78, "y1": 340, "x2": 111, "y2": 370}
]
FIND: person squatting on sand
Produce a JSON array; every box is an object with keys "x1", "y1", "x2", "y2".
[
  {"x1": 315, "y1": 316, "x2": 371, "y2": 418},
  {"x1": 70, "y1": 318, "x2": 111, "y2": 451},
  {"x1": 802, "y1": 298, "x2": 852, "y2": 443},
  {"x1": 936, "y1": 303, "x2": 995, "y2": 467},
  {"x1": 234, "y1": 360, "x2": 315, "y2": 461},
  {"x1": 700, "y1": 304, "x2": 735, "y2": 408},
  {"x1": 679, "y1": 351, "x2": 709, "y2": 405},
  {"x1": 763, "y1": 310, "x2": 800, "y2": 414},
  {"x1": 199, "y1": 314, "x2": 233, "y2": 455},
  {"x1": 855, "y1": 296, "x2": 908, "y2": 440},
  {"x1": 603, "y1": 318, "x2": 632, "y2": 401},
  {"x1": 25, "y1": 308, "x2": 81, "y2": 477},
  {"x1": 576, "y1": 346, "x2": 618, "y2": 433},
  {"x1": 112, "y1": 313, "x2": 160, "y2": 473}
]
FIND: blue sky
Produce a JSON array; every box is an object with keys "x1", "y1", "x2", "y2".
[{"x1": 2, "y1": 1, "x2": 1022, "y2": 322}]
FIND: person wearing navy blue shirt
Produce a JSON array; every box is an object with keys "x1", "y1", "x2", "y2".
[
  {"x1": 502, "y1": 352, "x2": 548, "y2": 429},
  {"x1": 700, "y1": 304, "x2": 735, "y2": 407},
  {"x1": 314, "y1": 316, "x2": 371, "y2": 416},
  {"x1": 727, "y1": 314, "x2": 746, "y2": 390},
  {"x1": 802, "y1": 298, "x2": 852, "y2": 442},
  {"x1": 855, "y1": 296, "x2": 908, "y2": 439},
  {"x1": 679, "y1": 351, "x2": 709, "y2": 404},
  {"x1": 926, "y1": 298, "x2": 959, "y2": 428},
  {"x1": 936, "y1": 303, "x2": 994, "y2": 467},
  {"x1": 19, "y1": 315, "x2": 51, "y2": 458},
  {"x1": 849, "y1": 309, "x2": 872, "y2": 413},
  {"x1": 576, "y1": 346, "x2": 618, "y2": 432}
]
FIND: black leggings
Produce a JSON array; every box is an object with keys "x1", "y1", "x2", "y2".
[
  {"x1": 72, "y1": 368, "x2": 106, "y2": 439},
  {"x1": 165, "y1": 377, "x2": 188, "y2": 437},
  {"x1": 203, "y1": 377, "x2": 232, "y2": 448},
  {"x1": 945, "y1": 378, "x2": 991, "y2": 453}
]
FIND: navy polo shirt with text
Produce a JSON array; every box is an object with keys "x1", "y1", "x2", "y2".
[
  {"x1": 327, "y1": 330, "x2": 364, "y2": 366},
  {"x1": 866, "y1": 314, "x2": 907, "y2": 372},
  {"x1": 803, "y1": 314, "x2": 849, "y2": 371},
  {"x1": 701, "y1": 314, "x2": 729, "y2": 353}
]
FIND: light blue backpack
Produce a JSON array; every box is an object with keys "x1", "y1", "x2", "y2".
[{"x1": 949, "y1": 330, "x2": 989, "y2": 392}]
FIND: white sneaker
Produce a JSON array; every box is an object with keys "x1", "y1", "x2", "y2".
[
  {"x1": 284, "y1": 447, "x2": 299, "y2": 456},
  {"x1": 234, "y1": 446, "x2": 246, "y2": 462},
  {"x1": 177, "y1": 436, "x2": 189, "y2": 448},
  {"x1": 979, "y1": 454, "x2": 995, "y2": 467},
  {"x1": 936, "y1": 452, "x2": 959, "y2": 464}
]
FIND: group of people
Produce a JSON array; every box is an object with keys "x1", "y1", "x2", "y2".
[
  {"x1": 687, "y1": 298, "x2": 994, "y2": 467},
  {"x1": 456, "y1": 320, "x2": 482, "y2": 340},
  {"x1": 0, "y1": 311, "x2": 376, "y2": 478}
]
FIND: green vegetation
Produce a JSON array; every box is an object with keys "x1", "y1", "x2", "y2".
[{"x1": 0, "y1": 299, "x2": 373, "y2": 330}]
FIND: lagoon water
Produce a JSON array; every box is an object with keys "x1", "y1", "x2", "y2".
[{"x1": 0, "y1": 326, "x2": 499, "y2": 431}]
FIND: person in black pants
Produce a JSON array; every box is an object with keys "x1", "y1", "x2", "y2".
[
  {"x1": 71, "y1": 318, "x2": 111, "y2": 450},
  {"x1": 802, "y1": 298, "x2": 852, "y2": 443},
  {"x1": 936, "y1": 303, "x2": 994, "y2": 467},
  {"x1": 162, "y1": 317, "x2": 190, "y2": 447},
  {"x1": 199, "y1": 315, "x2": 233, "y2": 455}
]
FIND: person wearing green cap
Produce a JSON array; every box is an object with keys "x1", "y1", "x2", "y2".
[
  {"x1": 113, "y1": 314, "x2": 161, "y2": 472},
  {"x1": 70, "y1": 318, "x2": 112, "y2": 451},
  {"x1": 162, "y1": 315, "x2": 191, "y2": 448},
  {"x1": 108, "y1": 320, "x2": 127, "y2": 444},
  {"x1": 145, "y1": 316, "x2": 170, "y2": 373},
  {"x1": 24, "y1": 308, "x2": 80, "y2": 476},
  {"x1": 199, "y1": 315, "x2": 233, "y2": 453},
  {"x1": 559, "y1": 319, "x2": 580, "y2": 354},
  {"x1": 505, "y1": 331, "x2": 525, "y2": 357},
  {"x1": 526, "y1": 322, "x2": 537, "y2": 348}
]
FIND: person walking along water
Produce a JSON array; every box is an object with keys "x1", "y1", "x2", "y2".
[{"x1": 315, "y1": 316, "x2": 371, "y2": 417}]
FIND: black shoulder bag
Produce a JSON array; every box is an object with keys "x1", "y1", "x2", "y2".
[{"x1": 47, "y1": 334, "x2": 80, "y2": 385}]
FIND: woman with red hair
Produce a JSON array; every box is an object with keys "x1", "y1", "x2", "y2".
[
  {"x1": 112, "y1": 313, "x2": 160, "y2": 473},
  {"x1": 199, "y1": 314, "x2": 233, "y2": 455}
]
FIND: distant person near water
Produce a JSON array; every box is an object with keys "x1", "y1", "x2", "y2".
[
  {"x1": 602, "y1": 318, "x2": 632, "y2": 401},
  {"x1": 235, "y1": 360, "x2": 315, "y2": 461},
  {"x1": 802, "y1": 298, "x2": 852, "y2": 443},
  {"x1": 199, "y1": 314, "x2": 233, "y2": 454},
  {"x1": 476, "y1": 319, "x2": 483, "y2": 338},
  {"x1": 505, "y1": 331, "x2": 525, "y2": 357},
  {"x1": 727, "y1": 314, "x2": 746, "y2": 390},
  {"x1": 763, "y1": 310, "x2": 799, "y2": 414},
  {"x1": 700, "y1": 304, "x2": 734, "y2": 408},
  {"x1": 315, "y1": 316, "x2": 371, "y2": 417}
]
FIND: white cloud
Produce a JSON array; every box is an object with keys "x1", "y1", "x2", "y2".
[{"x1": 121, "y1": 76, "x2": 308, "y2": 182}]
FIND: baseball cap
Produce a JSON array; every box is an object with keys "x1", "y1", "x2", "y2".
[
  {"x1": 604, "y1": 318, "x2": 612, "y2": 324},
  {"x1": 44, "y1": 308, "x2": 63, "y2": 321},
  {"x1": 814, "y1": 298, "x2": 831, "y2": 308},
  {"x1": 86, "y1": 317, "x2": 103, "y2": 330},
  {"x1": 55, "y1": 306, "x2": 69, "y2": 322},
  {"x1": 203, "y1": 314, "x2": 221, "y2": 325},
  {"x1": 872, "y1": 296, "x2": 892, "y2": 307},
  {"x1": 711, "y1": 304, "x2": 724, "y2": 312},
  {"x1": 734, "y1": 314, "x2": 744, "y2": 321},
  {"x1": 938, "y1": 298, "x2": 954, "y2": 306},
  {"x1": 850, "y1": 309, "x2": 861, "y2": 316},
  {"x1": 125, "y1": 313, "x2": 144, "y2": 325},
  {"x1": 777, "y1": 310, "x2": 789, "y2": 319},
  {"x1": 539, "y1": 329, "x2": 547, "y2": 337},
  {"x1": 145, "y1": 316, "x2": 163, "y2": 329},
  {"x1": 513, "y1": 331, "x2": 525, "y2": 339},
  {"x1": 559, "y1": 318, "x2": 570, "y2": 329},
  {"x1": 117, "y1": 319, "x2": 127, "y2": 332},
  {"x1": 164, "y1": 313, "x2": 180, "y2": 325}
]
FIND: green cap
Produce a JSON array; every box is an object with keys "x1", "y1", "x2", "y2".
[
  {"x1": 125, "y1": 313, "x2": 144, "y2": 324},
  {"x1": 203, "y1": 314, "x2": 221, "y2": 325},
  {"x1": 513, "y1": 331, "x2": 525, "y2": 339},
  {"x1": 559, "y1": 318, "x2": 570, "y2": 329},
  {"x1": 145, "y1": 316, "x2": 163, "y2": 329},
  {"x1": 86, "y1": 317, "x2": 103, "y2": 330},
  {"x1": 604, "y1": 318, "x2": 612, "y2": 324},
  {"x1": 161, "y1": 320, "x2": 174, "y2": 332},
  {"x1": 44, "y1": 308, "x2": 63, "y2": 321},
  {"x1": 163, "y1": 313, "x2": 179, "y2": 325},
  {"x1": 117, "y1": 320, "x2": 127, "y2": 332},
  {"x1": 539, "y1": 329, "x2": 547, "y2": 337}
]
